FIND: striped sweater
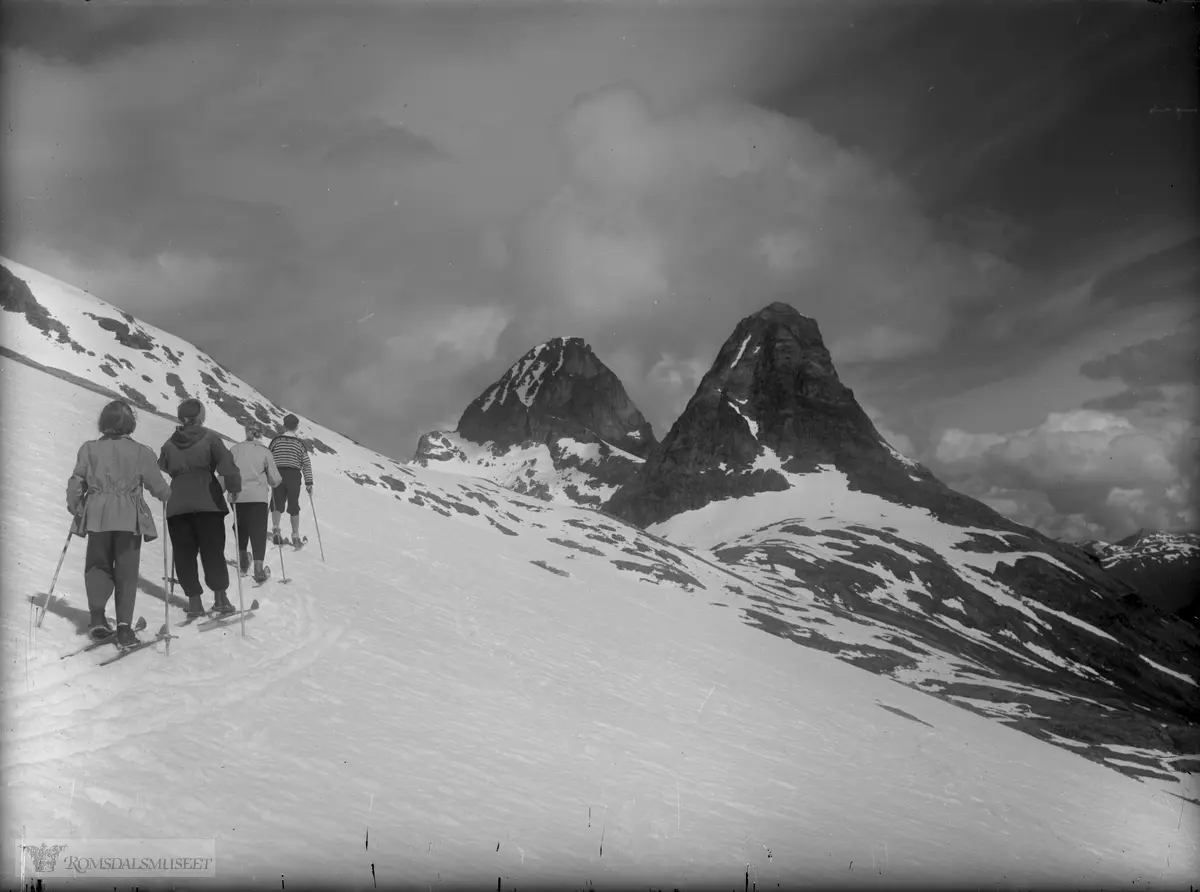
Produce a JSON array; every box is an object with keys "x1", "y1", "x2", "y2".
[{"x1": 269, "y1": 433, "x2": 313, "y2": 485}]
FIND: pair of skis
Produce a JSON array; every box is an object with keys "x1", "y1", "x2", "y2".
[
  {"x1": 60, "y1": 600, "x2": 260, "y2": 665},
  {"x1": 59, "y1": 616, "x2": 148, "y2": 660},
  {"x1": 177, "y1": 600, "x2": 261, "y2": 631},
  {"x1": 60, "y1": 620, "x2": 179, "y2": 666},
  {"x1": 98, "y1": 601, "x2": 260, "y2": 665}
]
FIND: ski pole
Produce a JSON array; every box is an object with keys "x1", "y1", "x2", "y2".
[
  {"x1": 307, "y1": 489, "x2": 325, "y2": 563},
  {"x1": 230, "y1": 502, "x2": 246, "y2": 637},
  {"x1": 162, "y1": 504, "x2": 172, "y2": 656},
  {"x1": 273, "y1": 492, "x2": 291, "y2": 583},
  {"x1": 276, "y1": 530, "x2": 290, "y2": 583},
  {"x1": 36, "y1": 493, "x2": 89, "y2": 628}
]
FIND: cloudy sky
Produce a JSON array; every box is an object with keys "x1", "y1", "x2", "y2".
[{"x1": 3, "y1": 0, "x2": 1196, "y2": 542}]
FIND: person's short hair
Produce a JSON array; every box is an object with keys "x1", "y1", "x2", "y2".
[
  {"x1": 98, "y1": 400, "x2": 137, "y2": 436},
  {"x1": 283, "y1": 413, "x2": 300, "y2": 431},
  {"x1": 244, "y1": 421, "x2": 264, "y2": 439},
  {"x1": 178, "y1": 398, "x2": 204, "y2": 422}
]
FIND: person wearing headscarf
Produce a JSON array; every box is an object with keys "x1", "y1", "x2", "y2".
[
  {"x1": 158, "y1": 399, "x2": 242, "y2": 617},
  {"x1": 66, "y1": 399, "x2": 172, "y2": 646}
]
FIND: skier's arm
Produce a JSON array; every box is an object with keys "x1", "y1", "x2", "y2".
[
  {"x1": 212, "y1": 438, "x2": 242, "y2": 496},
  {"x1": 139, "y1": 446, "x2": 173, "y2": 503},
  {"x1": 66, "y1": 445, "x2": 89, "y2": 515},
  {"x1": 302, "y1": 444, "x2": 313, "y2": 489}
]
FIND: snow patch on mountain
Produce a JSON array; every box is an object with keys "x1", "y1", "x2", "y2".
[
  {"x1": 414, "y1": 429, "x2": 642, "y2": 506},
  {"x1": 1141, "y1": 655, "x2": 1198, "y2": 687},
  {"x1": 727, "y1": 396, "x2": 760, "y2": 441},
  {"x1": 731, "y1": 333, "x2": 753, "y2": 368}
]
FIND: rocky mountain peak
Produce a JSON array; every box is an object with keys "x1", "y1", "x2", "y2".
[
  {"x1": 452, "y1": 337, "x2": 656, "y2": 457},
  {"x1": 604, "y1": 301, "x2": 1024, "y2": 534}
]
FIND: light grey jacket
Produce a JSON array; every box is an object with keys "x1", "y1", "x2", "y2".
[{"x1": 228, "y1": 440, "x2": 283, "y2": 504}]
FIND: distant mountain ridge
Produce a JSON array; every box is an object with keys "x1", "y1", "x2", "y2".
[{"x1": 1076, "y1": 530, "x2": 1200, "y2": 619}]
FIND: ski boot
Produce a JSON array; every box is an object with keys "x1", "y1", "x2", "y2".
[
  {"x1": 239, "y1": 550, "x2": 251, "y2": 576},
  {"x1": 253, "y1": 563, "x2": 271, "y2": 585},
  {"x1": 291, "y1": 535, "x2": 304, "y2": 549},
  {"x1": 272, "y1": 529, "x2": 284, "y2": 547},
  {"x1": 210, "y1": 590, "x2": 237, "y2": 616},
  {"x1": 186, "y1": 595, "x2": 207, "y2": 619},
  {"x1": 88, "y1": 613, "x2": 115, "y2": 641},
  {"x1": 115, "y1": 623, "x2": 141, "y2": 649}
]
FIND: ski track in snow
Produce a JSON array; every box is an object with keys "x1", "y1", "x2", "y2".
[{"x1": 2, "y1": 264, "x2": 1199, "y2": 888}]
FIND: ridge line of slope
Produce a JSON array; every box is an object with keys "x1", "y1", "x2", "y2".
[{"x1": 0, "y1": 345, "x2": 240, "y2": 441}]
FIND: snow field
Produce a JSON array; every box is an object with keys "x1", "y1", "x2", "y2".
[{"x1": 2, "y1": 357, "x2": 1198, "y2": 889}]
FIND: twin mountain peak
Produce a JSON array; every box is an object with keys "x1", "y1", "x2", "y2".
[{"x1": 414, "y1": 302, "x2": 1016, "y2": 535}]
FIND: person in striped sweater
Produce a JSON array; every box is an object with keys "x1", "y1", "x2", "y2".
[{"x1": 269, "y1": 413, "x2": 313, "y2": 547}]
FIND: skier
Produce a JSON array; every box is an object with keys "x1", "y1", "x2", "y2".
[
  {"x1": 268, "y1": 413, "x2": 313, "y2": 548},
  {"x1": 158, "y1": 398, "x2": 242, "y2": 617},
  {"x1": 66, "y1": 399, "x2": 172, "y2": 646},
  {"x1": 228, "y1": 421, "x2": 282, "y2": 583}
]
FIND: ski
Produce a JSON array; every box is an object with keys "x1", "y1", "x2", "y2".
[
  {"x1": 196, "y1": 599, "x2": 260, "y2": 633},
  {"x1": 98, "y1": 624, "x2": 178, "y2": 666},
  {"x1": 60, "y1": 617, "x2": 147, "y2": 659}
]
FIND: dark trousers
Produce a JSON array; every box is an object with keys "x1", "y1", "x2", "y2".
[
  {"x1": 168, "y1": 512, "x2": 229, "y2": 597},
  {"x1": 272, "y1": 467, "x2": 303, "y2": 516},
  {"x1": 235, "y1": 502, "x2": 269, "y2": 561},
  {"x1": 85, "y1": 531, "x2": 141, "y2": 626}
]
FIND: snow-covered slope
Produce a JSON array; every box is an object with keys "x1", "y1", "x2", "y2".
[
  {"x1": 1, "y1": 257, "x2": 417, "y2": 482},
  {"x1": 651, "y1": 454, "x2": 1200, "y2": 778},
  {"x1": 414, "y1": 429, "x2": 643, "y2": 507},
  {"x1": 1105, "y1": 530, "x2": 1200, "y2": 565},
  {"x1": 4, "y1": 328, "x2": 1199, "y2": 889},
  {"x1": 3, "y1": 259, "x2": 1199, "y2": 887}
]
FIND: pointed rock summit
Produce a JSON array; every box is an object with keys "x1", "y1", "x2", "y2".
[
  {"x1": 413, "y1": 337, "x2": 656, "y2": 506},
  {"x1": 605, "y1": 302, "x2": 1019, "y2": 532},
  {"x1": 455, "y1": 337, "x2": 655, "y2": 455}
]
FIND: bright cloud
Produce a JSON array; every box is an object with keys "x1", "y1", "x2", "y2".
[
  {"x1": 511, "y1": 82, "x2": 1022, "y2": 372},
  {"x1": 933, "y1": 408, "x2": 1197, "y2": 540}
]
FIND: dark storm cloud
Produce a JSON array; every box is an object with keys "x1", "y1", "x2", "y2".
[
  {"x1": 1082, "y1": 388, "x2": 1167, "y2": 413},
  {"x1": 1089, "y1": 236, "x2": 1200, "y2": 309},
  {"x1": 1080, "y1": 321, "x2": 1200, "y2": 387},
  {"x1": 322, "y1": 121, "x2": 449, "y2": 166},
  {"x1": 0, "y1": 2, "x2": 203, "y2": 65}
]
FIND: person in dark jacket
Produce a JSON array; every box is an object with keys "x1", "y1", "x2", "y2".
[
  {"x1": 159, "y1": 399, "x2": 242, "y2": 617},
  {"x1": 67, "y1": 399, "x2": 173, "y2": 646}
]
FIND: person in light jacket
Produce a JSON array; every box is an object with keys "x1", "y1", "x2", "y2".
[
  {"x1": 228, "y1": 421, "x2": 282, "y2": 584},
  {"x1": 159, "y1": 399, "x2": 242, "y2": 618},
  {"x1": 66, "y1": 399, "x2": 172, "y2": 646}
]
